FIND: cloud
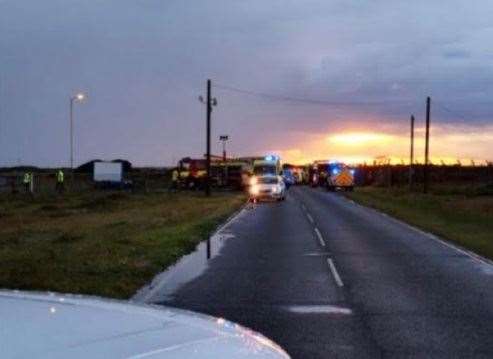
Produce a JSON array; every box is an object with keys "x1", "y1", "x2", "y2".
[
  {"x1": 1, "y1": 0, "x2": 493, "y2": 166},
  {"x1": 442, "y1": 49, "x2": 471, "y2": 59}
]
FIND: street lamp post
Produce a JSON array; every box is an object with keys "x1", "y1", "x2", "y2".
[
  {"x1": 70, "y1": 92, "x2": 86, "y2": 180},
  {"x1": 219, "y1": 135, "x2": 229, "y2": 187},
  {"x1": 219, "y1": 135, "x2": 229, "y2": 161}
]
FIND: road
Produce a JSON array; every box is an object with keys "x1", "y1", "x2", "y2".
[{"x1": 146, "y1": 186, "x2": 493, "y2": 358}]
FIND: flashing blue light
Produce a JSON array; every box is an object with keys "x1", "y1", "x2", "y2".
[
  {"x1": 350, "y1": 169, "x2": 356, "y2": 175},
  {"x1": 332, "y1": 168, "x2": 340, "y2": 175},
  {"x1": 265, "y1": 155, "x2": 278, "y2": 161}
]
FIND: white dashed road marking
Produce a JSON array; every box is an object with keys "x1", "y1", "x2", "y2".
[
  {"x1": 314, "y1": 228, "x2": 325, "y2": 247},
  {"x1": 327, "y1": 258, "x2": 344, "y2": 287}
]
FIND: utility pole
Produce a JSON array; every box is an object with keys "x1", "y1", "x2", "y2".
[
  {"x1": 199, "y1": 80, "x2": 217, "y2": 198},
  {"x1": 409, "y1": 115, "x2": 415, "y2": 189},
  {"x1": 198, "y1": 81, "x2": 218, "y2": 259},
  {"x1": 424, "y1": 97, "x2": 431, "y2": 194},
  {"x1": 206, "y1": 80, "x2": 211, "y2": 197}
]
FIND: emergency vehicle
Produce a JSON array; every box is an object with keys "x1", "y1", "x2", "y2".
[
  {"x1": 253, "y1": 155, "x2": 282, "y2": 176},
  {"x1": 177, "y1": 158, "x2": 207, "y2": 189},
  {"x1": 178, "y1": 157, "x2": 252, "y2": 190},
  {"x1": 309, "y1": 160, "x2": 331, "y2": 187},
  {"x1": 308, "y1": 164, "x2": 318, "y2": 187},
  {"x1": 283, "y1": 164, "x2": 307, "y2": 185},
  {"x1": 249, "y1": 155, "x2": 283, "y2": 194},
  {"x1": 211, "y1": 160, "x2": 252, "y2": 189},
  {"x1": 325, "y1": 162, "x2": 355, "y2": 191}
]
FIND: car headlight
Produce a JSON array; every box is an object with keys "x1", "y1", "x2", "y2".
[
  {"x1": 249, "y1": 176, "x2": 258, "y2": 186},
  {"x1": 273, "y1": 185, "x2": 281, "y2": 193},
  {"x1": 250, "y1": 185, "x2": 259, "y2": 195}
]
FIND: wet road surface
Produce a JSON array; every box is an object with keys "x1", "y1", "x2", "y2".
[{"x1": 140, "y1": 186, "x2": 493, "y2": 358}]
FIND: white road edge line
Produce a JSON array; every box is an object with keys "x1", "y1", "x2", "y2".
[
  {"x1": 342, "y1": 196, "x2": 493, "y2": 267},
  {"x1": 306, "y1": 213, "x2": 314, "y2": 223},
  {"x1": 387, "y1": 214, "x2": 493, "y2": 267},
  {"x1": 314, "y1": 228, "x2": 325, "y2": 247},
  {"x1": 327, "y1": 258, "x2": 344, "y2": 287}
]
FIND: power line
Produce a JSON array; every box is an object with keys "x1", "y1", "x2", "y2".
[
  {"x1": 433, "y1": 101, "x2": 472, "y2": 122},
  {"x1": 213, "y1": 83, "x2": 412, "y2": 107},
  {"x1": 215, "y1": 83, "x2": 490, "y2": 122}
]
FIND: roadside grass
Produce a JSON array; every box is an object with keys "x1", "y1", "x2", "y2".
[
  {"x1": 0, "y1": 191, "x2": 245, "y2": 299},
  {"x1": 346, "y1": 185, "x2": 493, "y2": 260}
]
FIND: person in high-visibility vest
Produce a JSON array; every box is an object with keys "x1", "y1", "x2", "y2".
[
  {"x1": 23, "y1": 172, "x2": 32, "y2": 193},
  {"x1": 56, "y1": 169, "x2": 65, "y2": 193},
  {"x1": 169, "y1": 168, "x2": 179, "y2": 192}
]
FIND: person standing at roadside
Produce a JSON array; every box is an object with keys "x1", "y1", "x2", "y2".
[
  {"x1": 56, "y1": 169, "x2": 64, "y2": 194},
  {"x1": 169, "y1": 167, "x2": 179, "y2": 192},
  {"x1": 23, "y1": 172, "x2": 32, "y2": 194}
]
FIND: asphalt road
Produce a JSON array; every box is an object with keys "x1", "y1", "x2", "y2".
[{"x1": 151, "y1": 186, "x2": 493, "y2": 358}]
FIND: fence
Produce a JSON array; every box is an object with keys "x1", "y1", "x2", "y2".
[
  {"x1": 355, "y1": 164, "x2": 493, "y2": 187},
  {"x1": 0, "y1": 169, "x2": 173, "y2": 195}
]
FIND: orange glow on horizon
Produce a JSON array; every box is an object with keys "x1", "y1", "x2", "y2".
[
  {"x1": 274, "y1": 126, "x2": 493, "y2": 166},
  {"x1": 327, "y1": 132, "x2": 394, "y2": 147}
]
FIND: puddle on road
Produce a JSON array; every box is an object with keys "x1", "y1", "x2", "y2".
[
  {"x1": 479, "y1": 261, "x2": 493, "y2": 275},
  {"x1": 132, "y1": 211, "x2": 246, "y2": 303}
]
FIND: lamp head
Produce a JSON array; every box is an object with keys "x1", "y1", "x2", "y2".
[{"x1": 73, "y1": 92, "x2": 86, "y2": 102}]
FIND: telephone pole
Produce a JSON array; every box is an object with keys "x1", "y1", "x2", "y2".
[
  {"x1": 409, "y1": 115, "x2": 415, "y2": 189},
  {"x1": 199, "y1": 79, "x2": 217, "y2": 197},
  {"x1": 206, "y1": 80, "x2": 211, "y2": 197},
  {"x1": 424, "y1": 97, "x2": 431, "y2": 194}
]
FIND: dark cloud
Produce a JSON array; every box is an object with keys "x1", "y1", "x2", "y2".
[
  {"x1": 443, "y1": 49, "x2": 471, "y2": 59},
  {"x1": 1, "y1": 0, "x2": 492, "y2": 166}
]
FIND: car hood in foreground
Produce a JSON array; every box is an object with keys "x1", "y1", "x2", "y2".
[{"x1": 0, "y1": 290, "x2": 289, "y2": 359}]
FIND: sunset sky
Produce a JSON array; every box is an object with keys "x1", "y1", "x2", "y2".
[{"x1": 1, "y1": 0, "x2": 492, "y2": 167}]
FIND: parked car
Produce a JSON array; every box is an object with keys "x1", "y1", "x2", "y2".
[{"x1": 0, "y1": 290, "x2": 289, "y2": 359}]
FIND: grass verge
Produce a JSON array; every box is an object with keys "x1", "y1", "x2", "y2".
[
  {"x1": 0, "y1": 191, "x2": 245, "y2": 299},
  {"x1": 346, "y1": 185, "x2": 493, "y2": 260}
]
